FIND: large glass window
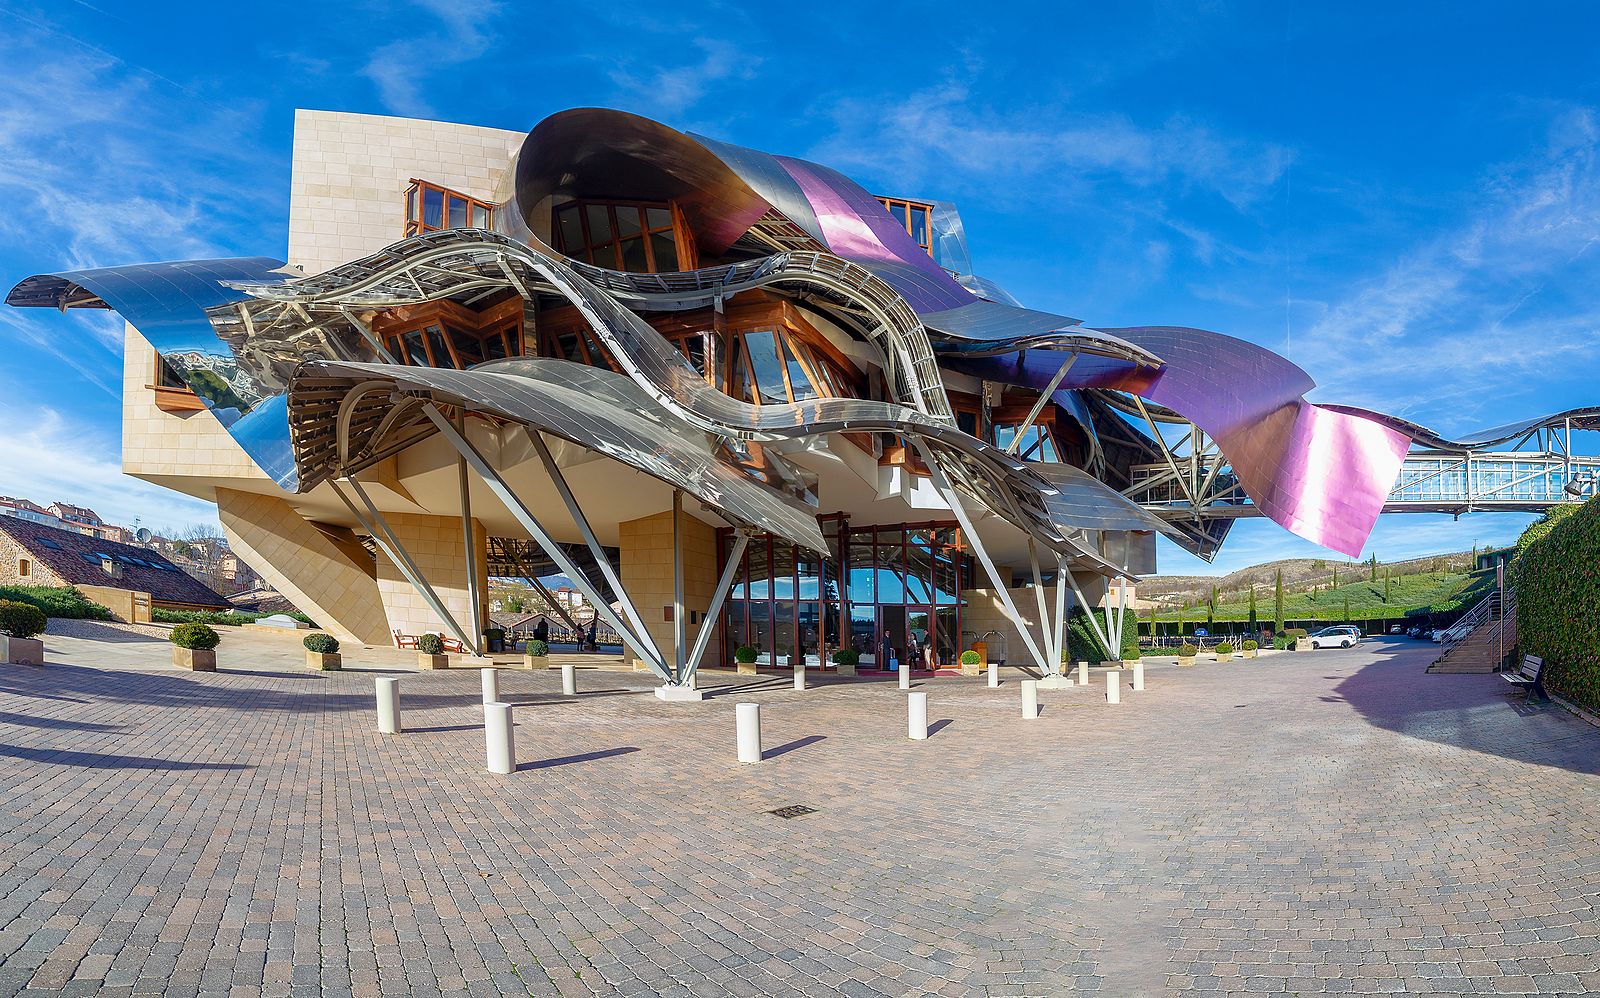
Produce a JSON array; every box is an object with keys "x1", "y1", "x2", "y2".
[
  {"x1": 551, "y1": 200, "x2": 683, "y2": 273},
  {"x1": 405, "y1": 179, "x2": 493, "y2": 237}
]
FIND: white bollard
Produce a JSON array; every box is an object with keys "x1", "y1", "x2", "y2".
[
  {"x1": 1132, "y1": 660, "x2": 1145, "y2": 691},
  {"x1": 561, "y1": 661, "x2": 577, "y2": 696},
  {"x1": 481, "y1": 668, "x2": 499, "y2": 704},
  {"x1": 987, "y1": 658, "x2": 998, "y2": 688},
  {"x1": 1106, "y1": 669, "x2": 1121, "y2": 704},
  {"x1": 375, "y1": 677, "x2": 401, "y2": 734},
  {"x1": 736, "y1": 703, "x2": 762, "y2": 763},
  {"x1": 1021, "y1": 679, "x2": 1039, "y2": 719},
  {"x1": 908, "y1": 691, "x2": 928, "y2": 740},
  {"x1": 484, "y1": 701, "x2": 515, "y2": 774},
  {"x1": 1076, "y1": 661, "x2": 1089, "y2": 686},
  {"x1": 898, "y1": 659, "x2": 911, "y2": 690},
  {"x1": 793, "y1": 660, "x2": 806, "y2": 691}
]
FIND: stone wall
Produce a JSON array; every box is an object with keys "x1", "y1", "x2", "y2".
[
  {"x1": 618, "y1": 509, "x2": 719, "y2": 672},
  {"x1": 372, "y1": 512, "x2": 488, "y2": 647}
]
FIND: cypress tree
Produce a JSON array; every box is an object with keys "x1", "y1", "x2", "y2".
[
  {"x1": 1273, "y1": 568, "x2": 1285, "y2": 633},
  {"x1": 1369, "y1": 554, "x2": 1378, "y2": 582},
  {"x1": 1248, "y1": 587, "x2": 1258, "y2": 630}
]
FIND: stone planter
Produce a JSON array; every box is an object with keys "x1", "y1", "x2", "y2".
[
  {"x1": 418, "y1": 653, "x2": 450, "y2": 670},
  {"x1": 173, "y1": 646, "x2": 216, "y2": 671},
  {"x1": 1177, "y1": 655, "x2": 1195, "y2": 667},
  {"x1": 736, "y1": 660, "x2": 757, "y2": 675},
  {"x1": 1242, "y1": 648, "x2": 1257, "y2": 659},
  {"x1": 1294, "y1": 638, "x2": 1311, "y2": 652},
  {"x1": 834, "y1": 660, "x2": 857, "y2": 677},
  {"x1": 1216, "y1": 651, "x2": 1233, "y2": 663},
  {"x1": 306, "y1": 651, "x2": 341, "y2": 671},
  {"x1": 1119, "y1": 659, "x2": 1139, "y2": 670},
  {"x1": 1, "y1": 636, "x2": 44, "y2": 665},
  {"x1": 959, "y1": 661, "x2": 981, "y2": 677},
  {"x1": 523, "y1": 652, "x2": 548, "y2": 670}
]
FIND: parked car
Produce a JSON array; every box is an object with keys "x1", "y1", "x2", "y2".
[
  {"x1": 1309, "y1": 625, "x2": 1361, "y2": 649},
  {"x1": 1388, "y1": 625, "x2": 1405, "y2": 635},
  {"x1": 1420, "y1": 628, "x2": 1435, "y2": 640},
  {"x1": 1406, "y1": 627, "x2": 1422, "y2": 638}
]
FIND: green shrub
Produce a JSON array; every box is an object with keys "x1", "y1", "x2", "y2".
[
  {"x1": 1122, "y1": 644, "x2": 1141, "y2": 660},
  {"x1": 527, "y1": 639, "x2": 549, "y2": 657},
  {"x1": 1215, "y1": 641, "x2": 1234, "y2": 655},
  {"x1": 170, "y1": 623, "x2": 220, "y2": 650},
  {"x1": 0, "y1": 585, "x2": 112, "y2": 620},
  {"x1": 1178, "y1": 643, "x2": 1198, "y2": 658},
  {"x1": 303, "y1": 633, "x2": 339, "y2": 654},
  {"x1": 152, "y1": 608, "x2": 316, "y2": 627},
  {"x1": 1272, "y1": 635, "x2": 1291, "y2": 650},
  {"x1": 1285, "y1": 627, "x2": 1308, "y2": 639},
  {"x1": 734, "y1": 644, "x2": 758, "y2": 664},
  {"x1": 1513, "y1": 499, "x2": 1600, "y2": 710},
  {"x1": 959, "y1": 649, "x2": 980, "y2": 666},
  {"x1": 832, "y1": 648, "x2": 859, "y2": 666},
  {"x1": 1242, "y1": 640, "x2": 1258, "y2": 651},
  {"x1": 1065, "y1": 607, "x2": 1140, "y2": 664},
  {"x1": 0, "y1": 600, "x2": 48, "y2": 639},
  {"x1": 417, "y1": 633, "x2": 445, "y2": 655}
]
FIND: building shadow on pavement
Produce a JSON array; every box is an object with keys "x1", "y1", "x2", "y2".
[
  {"x1": 1333, "y1": 637, "x2": 1600, "y2": 776},
  {"x1": 0, "y1": 743, "x2": 248, "y2": 770},
  {"x1": 518, "y1": 746, "x2": 638, "y2": 771}
]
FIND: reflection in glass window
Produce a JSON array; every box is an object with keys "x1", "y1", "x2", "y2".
[
  {"x1": 995, "y1": 423, "x2": 1059, "y2": 463},
  {"x1": 551, "y1": 200, "x2": 684, "y2": 273},
  {"x1": 780, "y1": 337, "x2": 817, "y2": 401},
  {"x1": 875, "y1": 196, "x2": 935, "y2": 256},
  {"x1": 405, "y1": 180, "x2": 492, "y2": 236},
  {"x1": 745, "y1": 330, "x2": 788, "y2": 404}
]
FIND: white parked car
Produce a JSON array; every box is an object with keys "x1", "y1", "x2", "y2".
[{"x1": 1309, "y1": 625, "x2": 1361, "y2": 649}]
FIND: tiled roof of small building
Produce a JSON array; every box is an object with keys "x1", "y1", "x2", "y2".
[{"x1": 0, "y1": 518, "x2": 230, "y2": 609}]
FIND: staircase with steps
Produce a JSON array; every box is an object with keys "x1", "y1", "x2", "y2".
[{"x1": 1428, "y1": 589, "x2": 1517, "y2": 674}]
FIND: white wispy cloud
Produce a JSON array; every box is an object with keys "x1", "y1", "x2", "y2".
[
  {"x1": 609, "y1": 38, "x2": 759, "y2": 116},
  {"x1": 1296, "y1": 107, "x2": 1600, "y2": 427},
  {"x1": 361, "y1": 0, "x2": 501, "y2": 117}
]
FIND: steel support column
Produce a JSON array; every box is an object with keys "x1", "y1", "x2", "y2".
[
  {"x1": 682, "y1": 532, "x2": 751, "y2": 686},
  {"x1": 455, "y1": 411, "x2": 484, "y2": 656},
  {"x1": 672, "y1": 489, "x2": 686, "y2": 679}
]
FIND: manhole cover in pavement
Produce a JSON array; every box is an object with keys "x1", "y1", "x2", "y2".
[{"x1": 768, "y1": 804, "x2": 818, "y2": 819}]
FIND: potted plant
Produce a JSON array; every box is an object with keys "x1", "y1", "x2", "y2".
[
  {"x1": 417, "y1": 632, "x2": 449, "y2": 670},
  {"x1": 734, "y1": 644, "x2": 758, "y2": 675},
  {"x1": 1215, "y1": 641, "x2": 1234, "y2": 663},
  {"x1": 483, "y1": 627, "x2": 506, "y2": 654},
  {"x1": 0, "y1": 600, "x2": 47, "y2": 665},
  {"x1": 1121, "y1": 644, "x2": 1142, "y2": 669},
  {"x1": 524, "y1": 638, "x2": 549, "y2": 670},
  {"x1": 831, "y1": 647, "x2": 859, "y2": 677},
  {"x1": 1242, "y1": 639, "x2": 1259, "y2": 659},
  {"x1": 1176, "y1": 643, "x2": 1197, "y2": 667},
  {"x1": 170, "y1": 622, "x2": 220, "y2": 671},
  {"x1": 959, "y1": 648, "x2": 982, "y2": 677},
  {"x1": 1287, "y1": 627, "x2": 1310, "y2": 652},
  {"x1": 303, "y1": 633, "x2": 341, "y2": 671}
]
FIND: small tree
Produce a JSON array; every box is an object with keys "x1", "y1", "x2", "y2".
[
  {"x1": 1273, "y1": 568, "x2": 1285, "y2": 633},
  {"x1": 1247, "y1": 587, "x2": 1258, "y2": 631},
  {"x1": 1342, "y1": 595, "x2": 1351, "y2": 622},
  {"x1": 1369, "y1": 554, "x2": 1378, "y2": 582},
  {"x1": 503, "y1": 592, "x2": 525, "y2": 613}
]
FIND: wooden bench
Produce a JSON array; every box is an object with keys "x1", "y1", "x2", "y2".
[
  {"x1": 1505, "y1": 654, "x2": 1545, "y2": 700},
  {"x1": 393, "y1": 630, "x2": 465, "y2": 654}
]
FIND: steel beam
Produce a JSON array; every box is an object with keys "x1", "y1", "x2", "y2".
[{"x1": 683, "y1": 532, "x2": 751, "y2": 686}]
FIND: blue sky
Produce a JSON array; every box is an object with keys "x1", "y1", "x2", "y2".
[{"x1": 1, "y1": 0, "x2": 1596, "y2": 571}]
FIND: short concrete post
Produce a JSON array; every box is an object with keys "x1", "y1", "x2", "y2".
[
  {"x1": 898, "y1": 660, "x2": 911, "y2": 690},
  {"x1": 987, "y1": 658, "x2": 999, "y2": 688},
  {"x1": 1132, "y1": 661, "x2": 1145, "y2": 691},
  {"x1": 561, "y1": 661, "x2": 577, "y2": 696},
  {"x1": 480, "y1": 668, "x2": 499, "y2": 704},
  {"x1": 375, "y1": 677, "x2": 401, "y2": 734},
  {"x1": 908, "y1": 691, "x2": 928, "y2": 740},
  {"x1": 736, "y1": 702, "x2": 762, "y2": 763},
  {"x1": 1106, "y1": 669, "x2": 1121, "y2": 704},
  {"x1": 484, "y1": 702, "x2": 514, "y2": 774},
  {"x1": 1021, "y1": 679, "x2": 1039, "y2": 719},
  {"x1": 1076, "y1": 660, "x2": 1089, "y2": 686},
  {"x1": 793, "y1": 660, "x2": 806, "y2": 691}
]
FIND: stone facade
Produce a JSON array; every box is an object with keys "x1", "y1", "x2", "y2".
[
  {"x1": 618, "y1": 509, "x2": 719, "y2": 671},
  {"x1": 215, "y1": 488, "x2": 390, "y2": 646},
  {"x1": 373, "y1": 512, "x2": 488, "y2": 645},
  {"x1": 288, "y1": 109, "x2": 524, "y2": 276}
]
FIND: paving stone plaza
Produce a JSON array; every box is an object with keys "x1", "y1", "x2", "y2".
[{"x1": 1, "y1": 631, "x2": 1598, "y2": 997}]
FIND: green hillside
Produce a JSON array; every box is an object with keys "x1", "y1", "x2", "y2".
[{"x1": 1150, "y1": 569, "x2": 1482, "y2": 625}]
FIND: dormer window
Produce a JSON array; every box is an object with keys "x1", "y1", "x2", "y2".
[
  {"x1": 876, "y1": 196, "x2": 934, "y2": 256},
  {"x1": 405, "y1": 179, "x2": 493, "y2": 237},
  {"x1": 551, "y1": 200, "x2": 693, "y2": 273}
]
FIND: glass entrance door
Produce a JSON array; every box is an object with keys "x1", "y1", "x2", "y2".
[
  {"x1": 906, "y1": 607, "x2": 934, "y2": 672},
  {"x1": 879, "y1": 605, "x2": 906, "y2": 671}
]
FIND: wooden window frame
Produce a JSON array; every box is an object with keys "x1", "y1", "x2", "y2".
[
  {"x1": 370, "y1": 297, "x2": 527, "y2": 371},
  {"x1": 875, "y1": 196, "x2": 935, "y2": 256},
  {"x1": 148, "y1": 352, "x2": 206, "y2": 413},
  {"x1": 404, "y1": 179, "x2": 495, "y2": 237},
  {"x1": 550, "y1": 198, "x2": 699, "y2": 273}
]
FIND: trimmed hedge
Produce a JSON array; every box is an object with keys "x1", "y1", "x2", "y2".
[
  {"x1": 1512, "y1": 501, "x2": 1598, "y2": 710},
  {"x1": 832, "y1": 648, "x2": 860, "y2": 666},
  {"x1": 1215, "y1": 642, "x2": 1234, "y2": 655},
  {"x1": 1065, "y1": 607, "x2": 1140, "y2": 664},
  {"x1": 153, "y1": 608, "x2": 315, "y2": 627},
  {"x1": 417, "y1": 633, "x2": 445, "y2": 655},
  {"x1": 0, "y1": 600, "x2": 48, "y2": 639},
  {"x1": 527, "y1": 639, "x2": 549, "y2": 657},
  {"x1": 1178, "y1": 643, "x2": 1198, "y2": 658},
  {"x1": 170, "y1": 623, "x2": 220, "y2": 650},
  {"x1": 734, "y1": 644, "x2": 758, "y2": 664},
  {"x1": 959, "y1": 649, "x2": 980, "y2": 665},
  {"x1": 0, "y1": 585, "x2": 113, "y2": 620}
]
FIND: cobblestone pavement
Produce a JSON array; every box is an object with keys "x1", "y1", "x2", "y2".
[{"x1": 1, "y1": 632, "x2": 1597, "y2": 997}]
